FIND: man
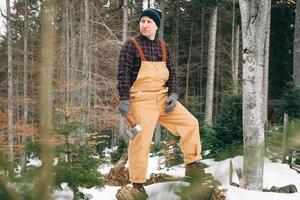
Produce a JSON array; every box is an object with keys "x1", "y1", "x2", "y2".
[{"x1": 117, "y1": 8, "x2": 202, "y2": 197}]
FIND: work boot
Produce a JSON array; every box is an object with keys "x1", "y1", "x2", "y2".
[
  {"x1": 180, "y1": 162, "x2": 220, "y2": 200},
  {"x1": 132, "y1": 183, "x2": 148, "y2": 199},
  {"x1": 185, "y1": 161, "x2": 206, "y2": 180}
]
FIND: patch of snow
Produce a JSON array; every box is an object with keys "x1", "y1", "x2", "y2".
[{"x1": 27, "y1": 158, "x2": 42, "y2": 167}]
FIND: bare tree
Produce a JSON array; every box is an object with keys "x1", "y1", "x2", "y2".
[
  {"x1": 231, "y1": 0, "x2": 236, "y2": 86},
  {"x1": 158, "y1": 0, "x2": 165, "y2": 40},
  {"x1": 204, "y1": 6, "x2": 218, "y2": 125},
  {"x1": 294, "y1": 0, "x2": 300, "y2": 88},
  {"x1": 21, "y1": 0, "x2": 29, "y2": 170},
  {"x1": 239, "y1": 0, "x2": 271, "y2": 190},
  {"x1": 185, "y1": 16, "x2": 193, "y2": 104},
  {"x1": 6, "y1": 0, "x2": 14, "y2": 162},
  {"x1": 233, "y1": 25, "x2": 240, "y2": 93},
  {"x1": 122, "y1": 0, "x2": 128, "y2": 42}
]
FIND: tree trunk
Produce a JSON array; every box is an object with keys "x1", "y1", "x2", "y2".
[
  {"x1": 185, "y1": 16, "x2": 193, "y2": 104},
  {"x1": 153, "y1": 0, "x2": 166, "y2": 144},
  {"x1": 79, "y1": 0, "x2": 90, "y2": 147},
  {"x1": 204, "y1": 6, "x2": 218, "y2": 126},
  {"x1": 264, "y1": 12, "x2": 271, "y2": 126},
  {"x1": 231, "y1": 0, "x2": 236, "y2": 87},
  {"x1": 6, "y1": 0, "x2": 14, "y2": 162},
  {"x1": 154, "y1": 124, "x2": 161, "y2": 145},
  {"x1": 122, "y1": 0, "x2": 128, "y2": 42},
  {"x1": 294, "y1": 0, "x2": 300, "y2": 88},
  {"x1": 158, "y1": 0, "x2": 165, "y2": 40},
  {"x1": 239, "y1": 0, "x2": 271, "y2": 191},
  {"x1": 35, "y1": 0, "x2": 56, "y2": 198},
  {"x1": 65, "y1": 0, "x2": 70, "y2": 119},
  {"x1": 199, "y1": 8, "x2": 205, "y2": 112},
  {"x1": 21, "y1": 0, "x2": 29, "y2": 170},
  {"x1": 233, "y1": 25, "x2": 240, "y2": 93}
]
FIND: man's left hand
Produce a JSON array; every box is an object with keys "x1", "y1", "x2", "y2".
[{"x1": 165, "y1": 93, "x2": 178, "y2": 113}]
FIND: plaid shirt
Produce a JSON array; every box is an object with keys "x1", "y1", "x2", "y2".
[{"x1": 117, "y1": 34, "x2": 178, "y2": 100}]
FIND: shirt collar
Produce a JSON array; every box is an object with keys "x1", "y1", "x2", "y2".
[{"x1": 138, "y1": 34, "x2": 159, "y2": 43}]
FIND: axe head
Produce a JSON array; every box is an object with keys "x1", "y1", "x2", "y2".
[{"x1": 125, "y1": 124, "x2": 142, "y2": 140}]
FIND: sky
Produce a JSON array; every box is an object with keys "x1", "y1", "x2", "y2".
[
  {"x1": 51, "y1": 154, "x2": 300, "y2": 200},
  {"x1": 0, "y1": 0, "x2": 14, "y2": 36},
  {"x1": 0, "y1": 0, "x2": 6, "y2": 35},
  {"x1": 0, "y1": 0, "x2": 157, "y2": 36}
]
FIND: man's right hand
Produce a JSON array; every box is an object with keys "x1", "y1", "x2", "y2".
[{"x1": 118, "y1": 100, "x2": 130, "y2": 116}]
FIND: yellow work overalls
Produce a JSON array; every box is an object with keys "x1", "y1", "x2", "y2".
[{"x1": 128, "y1": 37, "x2": 202, "y2": 183}]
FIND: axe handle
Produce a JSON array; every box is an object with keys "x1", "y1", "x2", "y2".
[{"x1": 126, "y1": 114, "x2": 136, "y2": 127}]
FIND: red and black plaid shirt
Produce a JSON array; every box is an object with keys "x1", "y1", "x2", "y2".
[{"x1": 117, "y1": 34, "x2": 178, "y2": 100}]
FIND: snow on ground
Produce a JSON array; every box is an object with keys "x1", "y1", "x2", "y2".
[
  {"x1": 54, "y1": 155, "x2": 300, "y2": 200},
  {"x1": 203, "y1": 156, "x2": 300, "y2": 200}
]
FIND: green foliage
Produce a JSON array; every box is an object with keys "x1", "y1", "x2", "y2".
[
  {"x1": 280, "y1": 81, "x2": 300, "y2": 120},
  {"x1": 212, "y1": 91, "x2": 243, "y2": 160},
  {"x1": 110, "y1": 137, "x2": 128, "y2": 164},
  {"x1": 54, "y1": 122, "x2": 84, "y2": 136},
  {"x1": 24, "y1": 141, "x2": 41, "y2": 158},
  {"x1": 53, "y1": 150, "x2": 104, "y2": 200},
  {"x1": 95, "y1": 129, "x2": 112, "y2": 155},
  {"x1": 150, "y1": 143, "x2": 164, "y2": 156},
  {"x1": 269, "y1": 2, "x2": 295, "y2": 99},
  {"x1": 0, "y1": 153, "x2": 37, "y2": 200},
  {"x1": 161, "y1": 132, "x2": 183, "y2": 167}
]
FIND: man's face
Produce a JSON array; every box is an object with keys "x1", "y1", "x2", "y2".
[{"x1": 139, "y1": 16, "x2": 158, "y2": 40}]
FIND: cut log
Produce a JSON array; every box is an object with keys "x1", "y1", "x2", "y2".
[
  {"x1": 105, "y1": 153, "x2": 130, "y2": 186},
  {"x1": 146, "y1": 173, "x2": 183, "y2": 185},
  {"x1": 116, "y1": 186, "x2": 145, "y2": 200}
]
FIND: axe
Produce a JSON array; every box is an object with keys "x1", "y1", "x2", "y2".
[
  {"x1": 112, "y1": 92, "x2": 142, "y2": 140},
  {"x1": 124, "y1": 114, "x2": 142, "y2": 140}
]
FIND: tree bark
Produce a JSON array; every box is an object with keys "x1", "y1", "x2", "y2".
[
  {"x1": 185, "y1": 16, "x2": 193, "y2": 104},
  {"x1": 199, "y1": 8, "x2": 205, "y2": 112},
  {"x1": 6, "y1": 0, "x2": 14, "y2": 162},
  {"x1": 158, "y1": 0, "x2": 165, "y2": 40},
  {"x1": 154, "y1": 124, "x2": 161, "y2": 145},
  {"x1": 231, "y1": 0, "x2": 236, "y2": 87},
  {"x1": 21, "y1": 0, "x2": 29, "y2": 170},
  {"x1": 294, "y1": 0, "x2": 300, "y2": 88},
  {"x1": 239, "y1": 0, "x2": 271, "y2": 191},
  {"x1": 233, "y1": 25, "x2": 240, "y2": 93},
  {"x1": 122, "y1": 0, "x2": 128, "y2": 42},
  {"x1": 264, "y1": 11, "x2": 271, "y2": 126},
  {"x1": 79, "y1": 0, "x2": 90, "y2": 147},
  {"x1": 204, "y1": 6, "x2": 218, "y2": 125}
]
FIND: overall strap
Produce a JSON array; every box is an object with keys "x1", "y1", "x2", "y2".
[
  {"x1": 160, "y1": 40, "x2": 167, "y2": 62},
  {"x1": 130, "y1": 38, "x2": 146, "y2": 61}
]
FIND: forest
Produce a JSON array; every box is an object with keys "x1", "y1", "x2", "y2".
[{"x1": 0, "y1": 0, "x2": 300, "y2": 199}]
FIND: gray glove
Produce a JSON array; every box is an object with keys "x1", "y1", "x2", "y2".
[
  {"x1": 118, "y1": 100, "x2": 130, "y2": 116},
  {"x1": 165, "y1": 93, "x2": 178, "y2": 113}
]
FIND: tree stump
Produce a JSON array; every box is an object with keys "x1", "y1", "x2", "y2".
[
  {"x1": 116, "y1": 186, "x2": 146, "y2": 200},
  {"x1": 105, "y1": 153, "x2": 130, "y2": 186}
]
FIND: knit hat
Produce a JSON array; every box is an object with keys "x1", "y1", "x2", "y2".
[{"x1": 140, "y1": 8, "x2": 162, "y2": 28}]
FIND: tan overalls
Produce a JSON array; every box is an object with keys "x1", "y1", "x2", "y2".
[{"x1": 128, "y1": 38, "x2": 202, "y2": 183}]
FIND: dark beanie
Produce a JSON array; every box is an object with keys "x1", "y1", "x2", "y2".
[{"x1": 140, "y1": 8, "x2": 162, "y2": 28}]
